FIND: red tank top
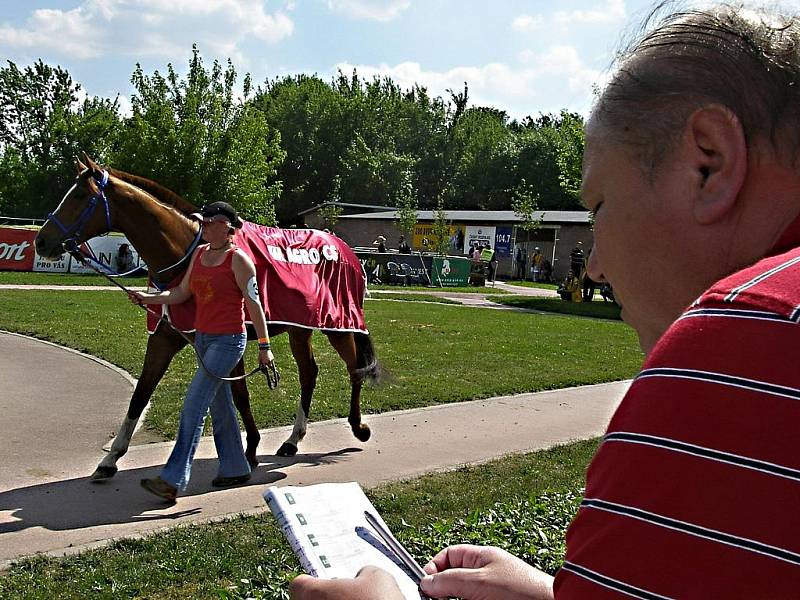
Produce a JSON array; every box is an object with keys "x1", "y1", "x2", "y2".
[{"x1": 189, "y1": 246, "x2": 245, "y2": 334}]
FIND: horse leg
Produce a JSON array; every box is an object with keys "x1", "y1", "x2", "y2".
[
  {"x1": 92, "y1": 325, "x2": 187, "y2": 481},
  {"x1": 276, "y1": 328, "x2": 317, "y2": 457},
  {"x1": 229, "y1": 360, "x2": 260, "y2": 468},
  {"x1": 326, "y1": 332, "x2": 371, "y2": 443}
]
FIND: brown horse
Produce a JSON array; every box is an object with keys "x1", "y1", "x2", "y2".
[{"x1": 34, "y1": 156, "x2": 379, "y2": 480}]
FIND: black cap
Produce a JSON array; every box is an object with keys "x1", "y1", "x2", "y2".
[{"x1": 201, "y1": 201, "x2": 242, "y2": 228}]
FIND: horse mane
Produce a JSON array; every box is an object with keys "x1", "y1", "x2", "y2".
[{"x1": 108, "y1": 168, "x2": 199, "y2": 216}]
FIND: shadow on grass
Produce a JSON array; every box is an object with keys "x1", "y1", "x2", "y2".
[{"x1": 0, "y1": 447, "x2": 362, "y2": 536}]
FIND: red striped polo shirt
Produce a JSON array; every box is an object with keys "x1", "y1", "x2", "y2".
[{"x1": 555, "y1": 215, "x2": 800, "y2": 599}]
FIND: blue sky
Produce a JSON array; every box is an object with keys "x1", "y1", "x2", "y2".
[{"x1": 2, "y1": 1, "x2": 796, "y2": 120}]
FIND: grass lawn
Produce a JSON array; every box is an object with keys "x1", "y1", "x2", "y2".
[
  {"x1": 501, "y1": 280, "x2": 559, "y2": 290},
  {"x1": 0, "y1": 290, "x2": 641, "y2": 440},
  {"x1": 366, "y1": 293, "x2": 459, "y2": 304},
  {"x1": 369, "y1": 283, "x2": 506, "y2": 294},
  {"x1": 0, "y1": 271, "x2": 149, "y2": 287},
  {"x1": 0, "y1": 439, "x2": 599, "y2": 599},
  {"x1": 490, "y1": 295, "x2": 622, "y2": 320}
]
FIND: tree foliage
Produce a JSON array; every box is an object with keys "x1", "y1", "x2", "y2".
[
  {"x1": 111, "y1": 46, "x2": 284, "y2": 224},
  {"x1": 0, "y1": 54, "x2": 586, "y2": 225},
  {"x1": 0, "y1": 60, "x2": 120, "y2": 218}
]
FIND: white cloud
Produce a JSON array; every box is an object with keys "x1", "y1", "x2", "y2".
[
  {"x1": 554, "y1": 0, "x2": 626, "y2": 25},
  {"x1": 327, "y1": 0, "x2": 411, "y2": 22},
  {"x1": 512, "y1": 14, "x2": 542, "y2": 33},
  {"x1": 335, "y1": 51, "x2": 604, "y2": 118},
  {"x1": 0, "y1": 0, "x2": 294, "y2": 60}
]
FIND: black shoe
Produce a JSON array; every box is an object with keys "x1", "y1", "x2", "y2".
[{"x1": 211, "y1": 473, "x2": 251, "y2": 488}]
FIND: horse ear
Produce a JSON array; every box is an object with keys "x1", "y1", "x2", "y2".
[
  {"x1": 82, "y1": 151, "x2": 101, "y2": 177},
  {"x1": 76, "y1": 155, "x2": 87, "y2": 175}
]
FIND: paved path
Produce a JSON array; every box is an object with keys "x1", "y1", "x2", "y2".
[{"x1": 0, "y1": 291, "x2": 626, "y2": 568}]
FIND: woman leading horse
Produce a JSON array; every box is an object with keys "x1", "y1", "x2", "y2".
[
  {"x1": 130, "y1": 201, "x2": 274, "y2": 501},
  {"x1": 34, "y1": 155, "x2": 380, "y2": 482}
]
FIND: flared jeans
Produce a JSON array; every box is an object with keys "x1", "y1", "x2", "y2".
[{"x1": 161, "y1": 331, "x2": 250, "y2": 490}]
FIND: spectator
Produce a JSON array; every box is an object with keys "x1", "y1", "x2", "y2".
[
  {"x1": 398, "y1": 235, "x2": 411, "y2": 254},
  {"x1": 580, "y1": 249, "x2": 596, "y2": 301},
  {"x1": 115, "y1": 243, "x2": 136, "y2": 274},
  {"x1": 558, "y1": 270, "x2": 581, "y2": 302},
  {"x1": 531, "y1": 246, "x2": 544, "y2": 281},
  {"x1": 569, "y1": 241, "x2": 584, "y2": 276},
  {"x1": 373, "y1": 235, "x2": 387, "y2": 253},
  {"x1": 290, "y1": 3, "x2": 800, "y2": 598}
]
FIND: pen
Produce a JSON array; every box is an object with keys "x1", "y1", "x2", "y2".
[{"x1": 364, "y1": 510, "x2": 427, "y2": 584}]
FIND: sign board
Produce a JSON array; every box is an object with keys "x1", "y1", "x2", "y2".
[
  {"x1": 68, "y1": 236, "x2": 142, "y2": 274},
  {"x1": 431, "y1": 256, "x2": 471, "y2": 287},
  {"x1": 494, "y1": 226, "x2": 512, "y2": 257},
  {"x1": 464, "y1": 226, "x2": 496, "y2": 255},
  {"x1": 0, "y1": 227, "x2": 36, "y2": 271},
  {"x1": 412, "y1": 224, "x2": 464, "y2": 254},
  {"x1": 354, "y1": 252, "x2": 471, "y2": 287}
]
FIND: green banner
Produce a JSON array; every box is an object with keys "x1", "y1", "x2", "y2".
[{"x1": 431, "y1": 256, "x2": 471, "y2": 287}]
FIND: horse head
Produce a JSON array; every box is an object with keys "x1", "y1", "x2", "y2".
[{"x1": 35, "y1": 154, "x2": 114, "y2": 259}]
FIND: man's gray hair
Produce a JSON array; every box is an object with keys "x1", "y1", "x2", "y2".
[{"x1": 594, "y1": 1, "x2": 800, "y2": 167}]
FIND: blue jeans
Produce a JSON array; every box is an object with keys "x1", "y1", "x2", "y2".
[{"x1": 161, "y1": 331, "x2": 250, "y2": 490}]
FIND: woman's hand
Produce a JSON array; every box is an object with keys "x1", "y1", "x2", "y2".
[
  {"x1": 289, "y1": 566, "x2": 404, "y2": 600},
  {"x1": 420, "y1": 545, "x2": 554, "y2": 600},
  {"x1": 258, "y1": 348, "x2": 274, "y2": 367},
  {"x1": 128, "y1": 291, "x2": 146, "y2": 306}
]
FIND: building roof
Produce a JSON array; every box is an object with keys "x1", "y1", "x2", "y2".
[
  {"x1": 297, "y1": 201, "x2": 397, "y2": 217},
  {"x1": 339, "y1": 209, "x2": 591, "y2": 224}
]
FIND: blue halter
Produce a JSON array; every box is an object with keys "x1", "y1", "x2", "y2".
[{"x1": 47, "y1": 170, "x2": 113, "y2": 250}]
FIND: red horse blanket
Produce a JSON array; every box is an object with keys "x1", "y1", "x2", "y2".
[{"x1": 147, "y1": 223, "x2": 368, "y2": 334}]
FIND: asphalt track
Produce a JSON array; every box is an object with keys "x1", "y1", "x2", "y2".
[{"x1": 0, "y1": 283, "x2": 628, "y2": 569}]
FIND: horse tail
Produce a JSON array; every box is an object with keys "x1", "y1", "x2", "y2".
[{"x1": 354, "y1": 332, "x2": 384, "y2": 385}]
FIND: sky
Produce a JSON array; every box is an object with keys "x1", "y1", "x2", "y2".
[{"x1": 1, "y1": 0, "x2": 796, "y2": 121}]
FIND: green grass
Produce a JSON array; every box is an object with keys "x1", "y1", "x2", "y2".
[
  {"x1": 501, "y1": 280, "x2": 558, "y2": 290},
  {"x1": 368, "y1": 283, "x2": 507, "y2": 294},
  {"x1": 0, "y1": 290, "x2": 640, "y2": 440},
  {"x1": 0, "y1": 271, "x2": 149, "y2": 286},
  {"x1": 0, "y1": 439, "x2": 599, "y2": 599},
  {"x1": 0, "y1": 290, "x2": 640, "y2": 439},
  {"x1": 367, "y1": 293, "x2": 459, "y2": 304},
  {"x1": 490, "y1": 295, "x2": 622, "y2": 320}
]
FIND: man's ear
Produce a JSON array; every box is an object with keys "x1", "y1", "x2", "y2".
[{"x1": 685, "y1": 104, "x2": 747, "y2": 225}]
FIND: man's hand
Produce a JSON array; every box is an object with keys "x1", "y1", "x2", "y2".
[
  {"x1": 289, "y1": 566, "x2": 405, "y2": 600},
  {"x1": 420, "y1": 545, "x2": 554, "y2": 600}
]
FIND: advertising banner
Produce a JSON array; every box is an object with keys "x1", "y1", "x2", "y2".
[
  {"x1": 68, "y1": 236, "x2": 142, "y2": 274},
  {"x1": 431, "y1": 256, "x2": 471, "y2": 287},
  {"x1": 412, "y1": 224, "x2": 464, "y2": 254},
  {"x1": 494, "y1": 226, "x2": 513, "y2": 257},
  {"x1": 355, "y1": 251, "x2": 471, "y2": 287},
  {"x1": 0, "y1": 227, "x2": 36, "y2": 271},
  {"x1": 34, "y1": 251, "x2": 70, "y2": 273},
  {"x1": 464, "y1": 226, "x2": 496, "y2": 254}
]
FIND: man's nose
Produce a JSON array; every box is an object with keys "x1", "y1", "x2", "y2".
[{"x1": 587, "y1": 247, "x2": 605, "y2": 283}]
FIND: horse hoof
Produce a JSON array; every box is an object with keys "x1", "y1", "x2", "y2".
[
  {"x1": 91, "y1": 465, "x2": 118, "y2": 481},
  {"x1": 276, "y1": 442, "x2": 298, "y2": 457},
  {"x1": 353, "y1": 423, "x2": 371, "y2": 442}
]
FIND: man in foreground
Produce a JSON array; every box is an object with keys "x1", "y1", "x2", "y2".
[{"x1": 291, "y1": 3, "x2": 800, "y2": 597}]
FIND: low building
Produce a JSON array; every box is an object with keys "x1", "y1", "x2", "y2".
[{"x1": 299, "y1": 203, "x2": 593, "y2": 281}]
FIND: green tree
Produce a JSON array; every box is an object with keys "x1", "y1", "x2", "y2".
[
  {"x1": 394, "y1": 169, "x2": 418, "y2": 236},
  {"x1": 511, "y1": 178, "x2": 541, "y2": 232},
  {"x1": 113, "y1": 47, "x2": 284, "y2": 224},
  {"x1": 431, "y1": 199, "x2": 452, "y2": 255},
  {"x1": 0, "y1": 60, "x2": 120, "y2": 217},
  {"x1": 553, "y1": 111, "x2": 585, "y2": 206}
]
